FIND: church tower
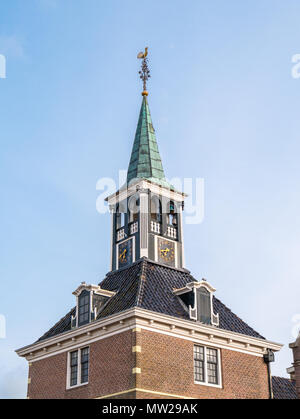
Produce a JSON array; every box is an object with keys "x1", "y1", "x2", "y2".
[
  {"x1": 107, "y1": 50, "x2": 185, "y2": 272},
  {"x1": 107, "y1": 91, "x2": 185, "y2": 271},
  {"x1": 16, "y1": 48, "x2": 284, "y2": 400}
]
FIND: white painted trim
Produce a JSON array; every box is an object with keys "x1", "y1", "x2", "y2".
[
  {"x1": 106, "y1": 179, "x2": 186, "y2": 206},
  {"x1": 139, "y1": 192, "x2": 149, "y2": 257},
  {"x1": 179, "y1": 204, "x2": 185, "y2": 268},
  {"x1": 138, "y1": 325, "x2": 265, "y2": 357},
  {"x1": 193, "y1": 345, "x2": 222, "y2": 389},
  {"x1": 110, "y1": 208, "x2": 114, "y2": 271},
  {"x1": 66, "y1": 346, "x2": 90, "y2": 390},
  {"x1": 16, "y1": 307, "x2": 283, "y2": 361},
  {"x1": 96, "y1": 387, "x2": 193, "y2": 400},
  {"x1": 26, "y1": 323, "x2": 265, "y2": 364},
  {"x1": 30, "y1": 327, "x2": 133, "y2": 363},
  {"x1": 154, "y1": 234, "x2": 158, "y2": 262},
  {"x1": 156, "y1": 235, "x2": 177, "y2": 268}
]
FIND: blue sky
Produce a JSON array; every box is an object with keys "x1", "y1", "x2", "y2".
[{"x1": 1, "y1": 0, "x2": 300, "y2": 398}]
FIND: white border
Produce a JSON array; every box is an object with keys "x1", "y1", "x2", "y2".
[
  {"x1": 16, "y1": 308, "x2": 283, "y2": 362},
  {"x1": 66, "y1": 346, "x2": 90, "y2": 390},
  {"x1": 193, "y1": 345, "x2": 222, "y2": 389},
  {"x1": 155, "y1": 235, "x2": 178, "y2": 268}
]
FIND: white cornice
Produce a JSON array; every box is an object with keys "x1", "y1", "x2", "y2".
[
  {"x1": 174, "y1": 280, "x2": 216, "y2": 295},
  {"x1": 72, "y1": 283, "x2": 115, "y2": 298},
  {"x1": 106, "y1": 179, "x2": 186, "y2": 205},
  {"x1": 16, "y1": 307, "x2": 283, "y2": 362}
]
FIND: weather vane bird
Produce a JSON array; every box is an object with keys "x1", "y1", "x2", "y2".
[{"x1": 137, "y1": 47, "x2": 150, "y2": 96}]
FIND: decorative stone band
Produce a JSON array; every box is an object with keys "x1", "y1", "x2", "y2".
[
  {"x1": 16, "y1": 308, "x2": 283, "y2": 363},
  {"x1": 105, "y1": 179, "x2": 186, "y2": 208}
]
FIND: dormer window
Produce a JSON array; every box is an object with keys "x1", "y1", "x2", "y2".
[
  {"x1": 71, "y1": 283, "x2": 116, "y2": 329},
  {"x1": 174, "y1": 280, "x2": 219, "y2": 326},
  {"x1": 78, "y1": 290, "x2": 90, "y2": 326}
]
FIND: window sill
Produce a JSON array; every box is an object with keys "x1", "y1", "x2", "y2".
[
  {"x1": 194, "y1": 380, "x2": 222, "y2": 389},
  {"x1": 66, "y1": 382, "x2": 89, "y2": 391}
]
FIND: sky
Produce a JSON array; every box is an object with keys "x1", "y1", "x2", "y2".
[{"x1": 1, "y1": 0, "x2": 300, "y2": 398}]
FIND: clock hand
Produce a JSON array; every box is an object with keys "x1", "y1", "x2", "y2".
[{"x1": 119, "y1": 249, "x2": 127, "y2": 260}]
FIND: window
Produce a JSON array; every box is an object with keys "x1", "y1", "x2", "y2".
[
  {"x1": 194, "y1": 345, "x2": 220, "y2": 387},
  {"x1": 81, "y1": 347, "x2": 90, "y2": 384},
  {"x1": 150, "y1": 195, "x2": 162, "y2": 223},
  {"x1": 68, "y1": 347, "x2": 90, "y2": 388},
  {"x1": 167, "y1": 201, "x2": 177, "y2": 226},
  {"x1": 116, "y1": 203, "x2": 126, "y2": 229},
  {"x1": 207, "y1": 348, "x2": 218, "y2": 385},
  {"x1": 78, "y1": 290, "x2": 90, "y2": 326},
  {"x1": 194, "y1": 345, "x2": 205, "y2": 382},
  {"x1": 197, "y1": 287, "x2": 211, "y2": 324},
  {"x1": 128, "y1": 196, "x2": 139, "y2": 223},
  {"x1": 70, "y1": 351, "x2": 78, "y2": 386}
]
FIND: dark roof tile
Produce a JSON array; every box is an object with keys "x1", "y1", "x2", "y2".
[
  {"x1": 272, "y1": 376, "x2": 298, "y2": 399},
  {"x1": 37, "y1": 259, "x2": 265, "y2": 343}
]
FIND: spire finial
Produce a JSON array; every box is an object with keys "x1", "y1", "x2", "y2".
[{"x1": 137, "y1": 47, "x2": 150, "y2": 96}]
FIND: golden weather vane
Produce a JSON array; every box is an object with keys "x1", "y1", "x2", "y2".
[{"x1": 137, "y1": 47, "x2": 150, "y2": 96}]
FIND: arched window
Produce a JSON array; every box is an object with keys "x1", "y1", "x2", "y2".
[
  {"x1": 116, "y1": 203, "x2": 126, "y2": 229},
  {"x1": 128, "y1": 195, "x2": 140, "y2": 223},
  {"x1": 167, "y1": 201, "x2": 177, "y2": 226},
  {"x1": 150, "y1": 195, "x2": 162, "y2": 223}
]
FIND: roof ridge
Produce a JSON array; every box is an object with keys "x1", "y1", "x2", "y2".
[{"x1": 135, "y1": 259, "x2": 148, "y2": 307}]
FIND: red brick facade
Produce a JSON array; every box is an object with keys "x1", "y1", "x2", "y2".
[{"x1": 28, "y1": 328, "x2": 270, "y2": 399}]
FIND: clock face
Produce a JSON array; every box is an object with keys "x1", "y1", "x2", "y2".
[
  {"x1": 118, "y1": 239, "x2": 133, "y2": 268},
  {"x1": 158, "y1": 238, "x2": 175, "y2": 266}
]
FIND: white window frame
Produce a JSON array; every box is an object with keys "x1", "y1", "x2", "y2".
[
  {"x1": 194, "y1": 345, "x2": 222, "y2": 389},
  {"x1": 154, "y1": 235, "x2": 178, "y2": 268},
  {"x1": 66, "y1": 346, "x2": 90, "y2": 390}
]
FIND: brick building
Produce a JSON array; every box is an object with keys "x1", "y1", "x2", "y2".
[{"x1": 16, "y1": 52, "x2": 295, "y2": 399}]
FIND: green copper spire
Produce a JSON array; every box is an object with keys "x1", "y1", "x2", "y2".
[{"x1": 127, "y1": 96, "x2": 168, "y2": 186}]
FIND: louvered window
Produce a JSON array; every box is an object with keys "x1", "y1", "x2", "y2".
[{"x1": 197, "y1": 287, "x2": 211, "y2": 324}]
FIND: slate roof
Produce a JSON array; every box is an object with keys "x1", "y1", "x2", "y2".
[
  {"x1": 272, "y1": 376, "x2": 298, "y2": 399},
  {"x1": 37, "y1": 259, "x2": 264, "y2": 342}
]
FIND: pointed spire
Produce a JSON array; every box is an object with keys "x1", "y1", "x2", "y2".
[{"x1": 127, "y1": 96, "x2": 166, "y2": 185}]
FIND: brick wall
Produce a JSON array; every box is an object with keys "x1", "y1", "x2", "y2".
[
  {"x1": 136, "y1": 330, "x2": 269, "y2": 399},
  {"x1": 28, "y1": 328, "x2": 270, "y2": 399},
  {"x1": 28, "y1": 330, "x2": 135, "y2": 399}
]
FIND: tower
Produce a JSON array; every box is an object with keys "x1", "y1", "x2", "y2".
[{"x1": 107, "y1": 93, "x2": 185, "y2": 271}]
